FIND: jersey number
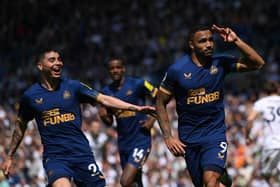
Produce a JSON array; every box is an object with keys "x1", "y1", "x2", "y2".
[
  {"x1": 266, "y1": 106, "x2": 280, "y2": 122},
  {"x1": 88, "y1": 163, "x2": 99, "y2": 176},
  {"x1": 133, "y1": 148, "x2": 144, "y2": 161}
]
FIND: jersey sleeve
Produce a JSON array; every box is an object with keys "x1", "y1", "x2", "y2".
[
  {"x1": 18, "y1": 94, "x2": 35, "y2": 122},
  {"x1": 220, "y1": 55, "x2": 239, "y2": 75},
  {"x1": 138, "y1": 79, "x2": 158, "y2": 99},
  {"x1": 75, "y1": 81, "x2": 100, "y2": 103},
  {"x1": 253, "y1": 100, "x2": 263, "y2": 113},
  {"x1": 159, "y1": 66, "x2": 177, "y2": 95}
]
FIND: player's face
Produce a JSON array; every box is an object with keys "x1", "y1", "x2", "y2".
[
  {"x1": 37, "y1": 51, "x2": 63, "y2": 79},
  {"x1": 107, "y1": 60, "x2": 125, "y2": 81},
  {"x1": 190, "y1": 30, "x2": 214, "y2": 57}
]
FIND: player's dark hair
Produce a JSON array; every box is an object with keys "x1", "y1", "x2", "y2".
[
  {"x1": 263, "y1": 81, "x2": 279, "y2": 94},
  {"x1": 35, "y1": 46, "x2": 61, "y2": 64},
  {"x1": 185, "y1": 25, "x2": 212, "y2": 54},
  {"x1": 104, "y1": 56, "x2": 126, "y2": 68}
]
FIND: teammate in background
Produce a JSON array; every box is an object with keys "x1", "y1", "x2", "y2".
[
  {"x1": 98, "y1": 57, "x2": 157, "y2": 187},
  {"x1": 156, "y1": 24, "x2": 265, "y2": 187},
  {"x1": 246, "y1": 81, "x2": 280, "y2": 186},
  {"x1": 1, "y1": 49, "x2": 155, "y2": 187}
]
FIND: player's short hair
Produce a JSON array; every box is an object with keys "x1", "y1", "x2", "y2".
[
  {"x1": 35, "y1": 47, "x2": 62, "y2": 64},
  {"x1": 185, "y1": 25, "x2": 212, "y2": 54},
  {"x1": 104, "y1": 56, "x2": 126, "y2": 68},
  {"x1": 263, "y1": 81, "x2": 279, "y2": 94}
]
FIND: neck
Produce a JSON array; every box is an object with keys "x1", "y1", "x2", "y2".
[
  {"x1": 191, "y1": 53, "x2": 210, "y2": 67},
  {"x1": 113, "y1": 77, "x2": 125, "y2": 89},
  {"x1": 40, "y1": 76, "x2": 60, "y2": 91}
]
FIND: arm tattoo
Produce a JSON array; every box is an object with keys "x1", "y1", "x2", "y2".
[
  {"x1": 8, "y1": 121, "x2": 27, "y2": 157},
  {"x1": 128, "y1": 106, "x2": 137, "y2": 111}
]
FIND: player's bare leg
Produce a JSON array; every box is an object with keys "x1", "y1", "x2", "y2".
[
  {"x1": 120, "y1": 163, "x2": 142, "y2": 187},
  {"x1": 52, "y1": 177, "x2": 72, "y2": 187},
  {"x1": 203, "y1": 170, "x2": 221, "y2": 187}
]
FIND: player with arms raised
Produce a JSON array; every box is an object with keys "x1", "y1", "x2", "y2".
[{"x1": 156, "y1": 24, "x2": 265, "y2": 187}]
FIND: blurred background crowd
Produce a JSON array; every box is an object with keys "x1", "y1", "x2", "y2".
[{"x1": 0, "y1": 0, "x2": 280, "y2": 186}]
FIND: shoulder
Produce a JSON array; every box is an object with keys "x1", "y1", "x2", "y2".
[
  {"x1": 212, "y1": 54, "x2": 238, "y2": 62},
  {"x1": 168, "y1": 55, "x2": 191, "y2": 72},
  {"x1": 257, "y1": 95, "x2": 280, "y2": 104},
  {"x1": 254, "y1": 96, "x2": 270, "y2": 108},
  {"x1": 63, "y1": 78, "x2": 94, "y2": 90},
  {"x1": 23, "y1": 83, "x2": 41, "y2": 98},
  {"x1": 61, "y1": 78, "x2": 80, "y2": 86},
  {"x1": 127, "y1": 76, "x2": 144, "y2": 84}
]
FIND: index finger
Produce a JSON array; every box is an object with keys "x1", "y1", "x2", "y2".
[{"x1": 211, "y1": 24, "x2": 224, "y2": 32}]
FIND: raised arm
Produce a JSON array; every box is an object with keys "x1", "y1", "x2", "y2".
[
  {"x1": 2, "y1": 119, "x2": 28, "y2": 176},
  {"x1": 156, "y1": 90, "x2": 186, "y2": 156},
  {"x1": 212, "y1": 24, "x2": 265, "y2": 71}
]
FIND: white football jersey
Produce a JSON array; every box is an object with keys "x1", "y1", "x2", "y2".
[{"x1": 253, "y1": 95, "x2": 280, "y2": 149}]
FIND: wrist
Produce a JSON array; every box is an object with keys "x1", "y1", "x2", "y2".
[
  {"x1": 7, "y1": 151, "x2": 15, "y2": 158},
  {"x1": 7, "y1": 154, "x2": 14, "y2": 159},
  {"x1": 233, "y1": 36, "x2": 240, "y2": 43},
  {"x1": 163, "y1": 134, "x2": 172, "y2": 139}
]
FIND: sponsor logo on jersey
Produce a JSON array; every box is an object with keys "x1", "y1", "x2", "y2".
[
  {"x1": 35, "y1": 98, "x2": 43, "y2": 104},
  {"x1": 184, "y1": 73, "x2": 192, "y2": 79},
  {"x1": 187, "y1": 88, "x2": 220, "y2": 104},
  {"x1": 210, "y1": 65, "x2": 218, "y2": 74},
  {"x1": 42, "y1": 108, "x2": 75, "y2": 126}
]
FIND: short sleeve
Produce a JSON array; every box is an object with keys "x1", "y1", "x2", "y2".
[
  {"x1": 18, "y1": 95, "x2": 35, "y2": 122},
  {"x1": 220, "y1": 55, "x2": 239, "y2": 75},
  {"x1": 159, "y1": 66, "x2": 177, "y2": 95},
  {"x1": 253, "y1": 100, "x2": 263, "y2": 113},
  {"x1": 76, "y1": 81, "x2": 100, "y2": 103},
  {"x1": 139, "y1": 79, "x2": 158, "y2": 98}
]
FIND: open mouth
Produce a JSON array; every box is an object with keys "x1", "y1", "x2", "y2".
[{"x1": 52, "y1": 66, "x2": 62, "y2": 75}]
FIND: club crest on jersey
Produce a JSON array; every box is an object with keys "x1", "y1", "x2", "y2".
[
  {"x1": 210, "y1": 65, "x2": 218, "y2": 74},
  {"x1": 184, "y1": 73, "x2": 192, "y2": 79},
  {"x1": 63, "y1": 90, "x2": 71, "y2": 99},
  {"x1": 35, "y1": 98, "x2": 43, "y2": 104},
  {"x1": 126, "y1": 90, "x2": 133, "y2": 96}
]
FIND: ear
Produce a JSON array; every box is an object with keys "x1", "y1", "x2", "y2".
[
  {"x1": 37, "y1": 62, "x2": 43, "y2": 71},
  {"x1": 188, "y1": 41, "x2": 194, "y2": 50}
]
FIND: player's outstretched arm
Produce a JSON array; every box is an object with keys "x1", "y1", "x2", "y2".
[
  {"x1": 2, "y1": 119, "x2": 28, "y2": 177},
  {"x1": 156, "y1": 91, "x2": 186, "y2": 156},
  {"x1": 212, "y1": 24, "x2": 265, "y2": 71},
  {"x1": 97, "y1": 93, "x2": 156, "y2": 116}
]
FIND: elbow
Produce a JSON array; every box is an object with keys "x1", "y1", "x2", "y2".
[
  {"x1": 97, "y1": 94, "x2": 107, "y2": 106},
  {"x1": 255, "y1": 55, "x2": 265, "y2": 69},
  {"x1": 256, "y1": 59, "x2": 265, "y2": 69},
  {"x1": 249, "y1": 59, "x2": 265, "y2": 71}
]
